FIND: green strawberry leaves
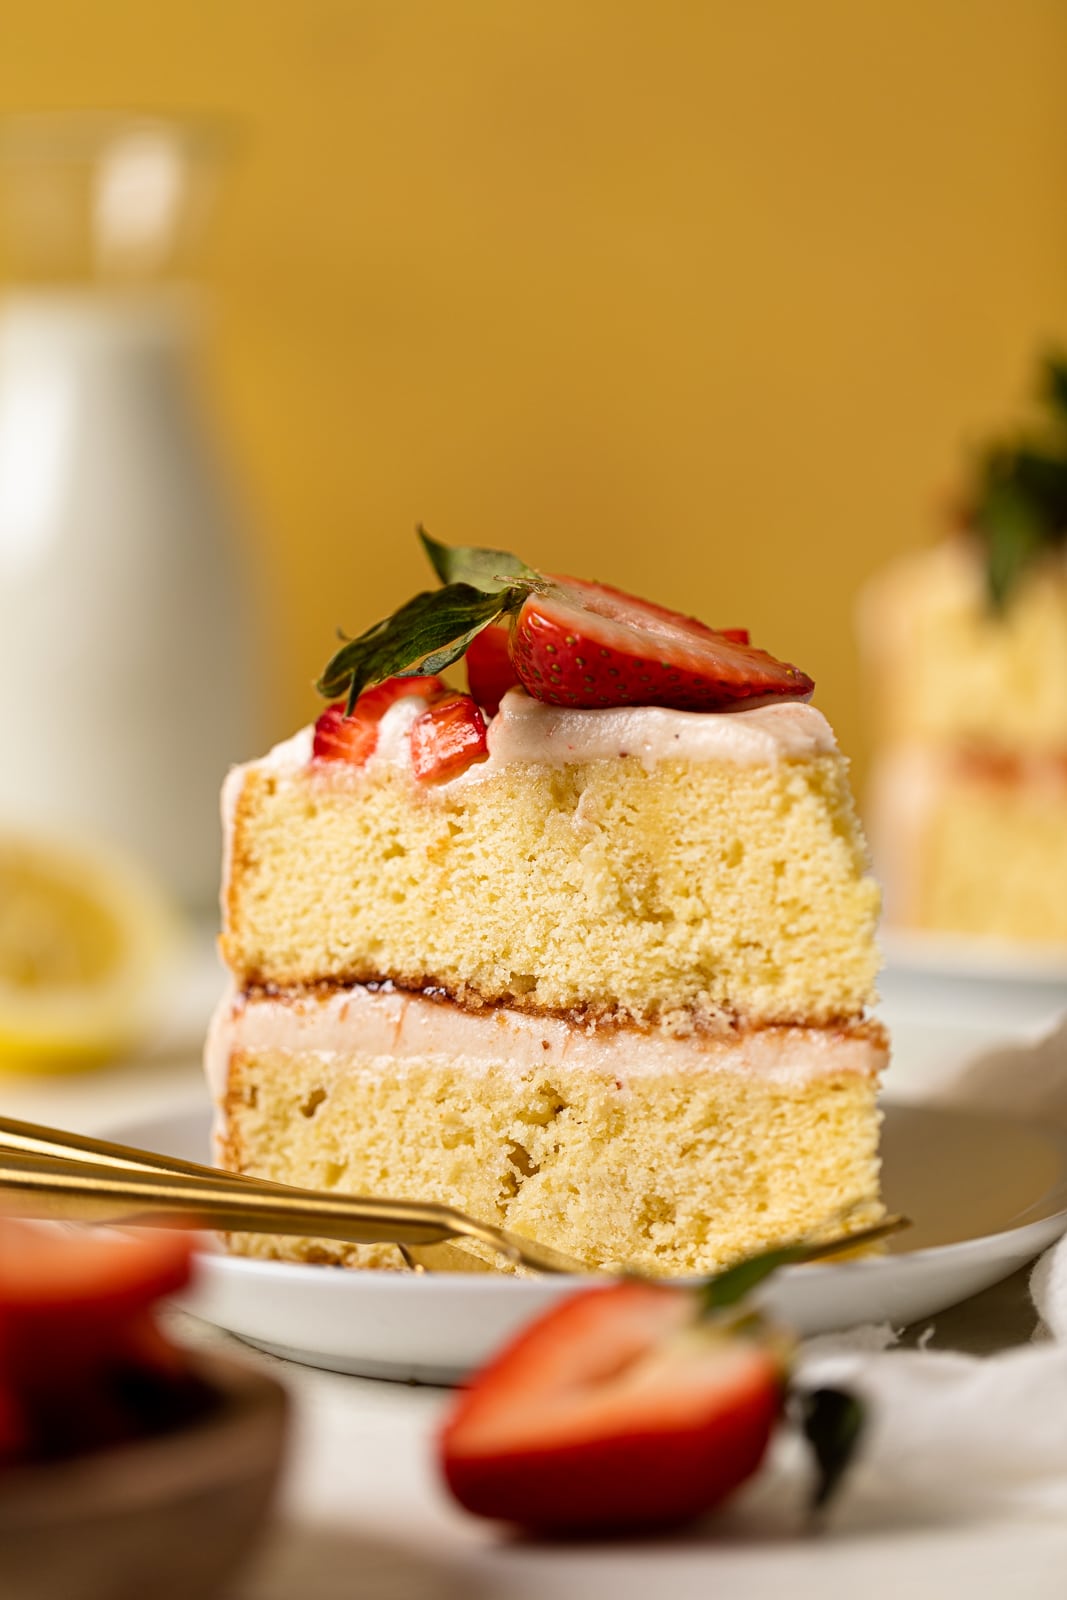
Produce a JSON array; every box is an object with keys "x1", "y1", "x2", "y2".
[
  {"x1": 1043, "y1": 354, "x2": 1067, "y2": 422},
  {"x1": 976, "y1": 469, "x2": 1048, "y2": 612},
  {"x1": 317, "y1": 582, "x2": 526, "y2": 712},
  {"x1": 418, "y1": 526, "x2": 537, "y2": 592},
  {"x1": 698, "y1": 1245, "x2": 808, "y2": 1313},
  {"x1": 317, "y1": 531, "x2": 543, "y2": 711}
]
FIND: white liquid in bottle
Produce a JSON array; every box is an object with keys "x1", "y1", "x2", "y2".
[
  {"x1": 0, "y1": 117, "x2": 261, "y2": 909},
  {"x1": 0, "y1": 292, "x2": 259, "y2": 907}
]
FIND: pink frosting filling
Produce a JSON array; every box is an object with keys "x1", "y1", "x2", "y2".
[{"x1": 206, "y1": 981, "x2": 885, "y2": 1104}]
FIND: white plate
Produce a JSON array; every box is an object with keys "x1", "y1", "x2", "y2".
[
  {"x1": 877, "y1": 936, "x2": 1067, "y2": 1099},
  {"x1": 880, "y1": 929, "x2": 1067, "y2": 986},
  {"x1": 108, "y1": 1100, "x2": 1067, "y2": 1386}
]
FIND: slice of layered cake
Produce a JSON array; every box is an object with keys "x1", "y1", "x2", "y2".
[
  {"x1": 209, "y1": 534, "x2": 885, "y2": 1274},
  {"x1": 861, "y1": 354, "x2": 1067, "y2": 948}
]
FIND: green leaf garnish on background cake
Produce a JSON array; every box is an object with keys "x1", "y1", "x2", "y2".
[
  {"x1": 964, "y1": 353, "x2": 1067, "y2": 609},
  {"x1": 317, "y1": 531, "x2": 814, "y2": 714}
]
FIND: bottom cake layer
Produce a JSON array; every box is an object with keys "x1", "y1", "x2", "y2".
[{"x1": 208, "y1": 984, "x2": 886, "y2": 1275}]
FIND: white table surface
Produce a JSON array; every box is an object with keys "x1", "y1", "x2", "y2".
[{"x1": 6, "y1": 944, "x2": 1067, "y2": 1600}]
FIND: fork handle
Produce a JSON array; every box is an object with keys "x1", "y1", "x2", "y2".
[
  {"x1": 0, "y1": 1113, "x2": 254, "y2": 1185},
  {"x1": 0, "y1": 1151, "x2": 476, "y2": 1251}
]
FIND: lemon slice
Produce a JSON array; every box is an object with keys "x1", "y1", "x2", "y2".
[{"x1": 0, "y1": 830, "x2": 181, "y2": 1073}]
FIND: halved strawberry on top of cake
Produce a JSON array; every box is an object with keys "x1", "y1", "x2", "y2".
[{"x1": 209, "y1": 531, "x2": 885, "y2": 1274}]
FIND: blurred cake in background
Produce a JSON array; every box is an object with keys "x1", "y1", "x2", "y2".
[{"x1": 860, "y1": 354, "x2": 1067, "y2": 948}]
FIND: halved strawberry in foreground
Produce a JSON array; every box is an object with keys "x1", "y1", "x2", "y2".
[
  {"x1": 313, "y1": 674, "x2": 447, "y2": 765},
  {"x1": 510, "y1": 577, "x2": 813, "y2": 711},
  {"x1": 440, "y1": 1280, "x2": 786, "y2": 1535},
  {"x1": 410, "y1": 693, "x2": 489, "y2": 782}
]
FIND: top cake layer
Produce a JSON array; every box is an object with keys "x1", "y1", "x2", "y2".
[
  {"x1": 220, "y1": 689, "x2": 880, "y2": 1027},
  {"x1": 860, "y1": 538, "x2": 1067, "y2": 753}
]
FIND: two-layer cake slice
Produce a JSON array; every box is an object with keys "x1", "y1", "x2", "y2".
[{"x1": 209, "y1": 542, "x2": 885, "y2": 1274}]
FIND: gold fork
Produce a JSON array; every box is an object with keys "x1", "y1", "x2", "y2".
[{"x1": 0, "y1": 1113, "x2": 907, "y2": 1277}]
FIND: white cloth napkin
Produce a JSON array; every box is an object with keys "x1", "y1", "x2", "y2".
[{"x1": 796, "y1": 1014, "x2": 1067, "y2": 1527}]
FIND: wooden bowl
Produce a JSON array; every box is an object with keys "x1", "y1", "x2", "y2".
[{"x1": 0, "y1": 1349, "x2": 288, "y2": 1600}]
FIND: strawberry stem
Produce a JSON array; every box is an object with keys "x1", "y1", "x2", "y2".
[
  {"x1": 793, "y1": 1385, "x2": 866, "y2": 1522},
  {"x1": 698, "y1": 1215, "x2": 909, "y2": 1315}
]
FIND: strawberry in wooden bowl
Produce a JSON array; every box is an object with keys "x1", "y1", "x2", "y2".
[{"x1": 0, "y1": 1219, "x2": 287, "y2": 1600}]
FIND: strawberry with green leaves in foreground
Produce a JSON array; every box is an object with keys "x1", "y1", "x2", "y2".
[
  {"x1": 439, "y1": 1237, "x2": 868, "y2": 1538},
  {"x1": 317, "y1": 529, "x2": 813, "y2": 718}
]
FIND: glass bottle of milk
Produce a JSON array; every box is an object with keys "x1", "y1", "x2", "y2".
[{"x1": 0, "y1": 115, "x2": 260, "y2": 910}]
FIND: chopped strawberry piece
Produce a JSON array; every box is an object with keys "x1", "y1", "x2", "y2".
[
  {"x1": 312, "y1": 703, "x2": 379, "y2": 764},
  {"x1": 510, "y1": 576, "x2": 811, "y2": 711},
  {"x1": 466, "y1": 623, "x2": 519, "y2": 716},
  {"x1": 440, "y1": 1279, "x2": 785, "y2": 1535},
  {"x1": 313, "y1": 675, "x2": 447, "y2": 765},
  {"x1": 717, "y1": 628, "x2": 750, "y2": 645},
  {"x1": 410, "y1": 693, "x2": 489, "y2": 782},
  {"x1": 356, "y1": 674, "x2": 447, "y2": 718}
]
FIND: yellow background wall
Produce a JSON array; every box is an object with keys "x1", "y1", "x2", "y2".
[{"x1": 4, "y1": 1, "x2": 1067, "y2": 784}]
